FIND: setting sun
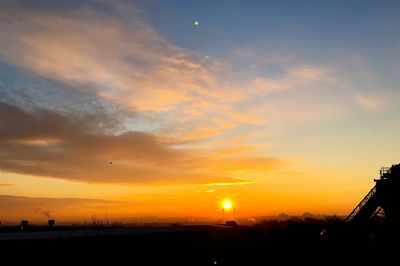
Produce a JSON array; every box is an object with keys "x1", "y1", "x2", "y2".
[{"x1": 223, "y1": 200, "x2": 233, "y2": 210}]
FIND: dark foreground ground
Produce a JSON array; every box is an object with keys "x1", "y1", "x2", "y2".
[{"x1": 1, "y1": 220, "x2": 399, "y2": 265}]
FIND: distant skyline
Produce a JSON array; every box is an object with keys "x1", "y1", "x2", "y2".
[{"x1": 1, "y1": 0, "x2": 399, "y2": 222}]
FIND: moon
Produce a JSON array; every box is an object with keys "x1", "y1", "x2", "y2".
[{"x1": 193, "y1": 20, "x2": 199, "y2": 27}]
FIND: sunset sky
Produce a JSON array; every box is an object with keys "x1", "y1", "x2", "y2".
[{"x1": 1, "y1": 0, "x2": 399, "y2": 223}]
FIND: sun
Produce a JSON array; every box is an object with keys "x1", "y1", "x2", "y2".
[{"x1": 223, "y1": 200, "x2": 232, "y2": 210}]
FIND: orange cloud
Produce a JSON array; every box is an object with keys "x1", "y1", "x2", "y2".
[
  {"x1": 0, "y1": 103, "x2": 284, "y2": 184},
  {"x1": 200, "y1": 181, "x2": 256, "y2": 187},
  {"x1": 229, "y1": 112, "x2": 263, "y2": 125},
  {"x1": 353, "y1": 92, "x2": 394, "y2": 111},
  {"x1": 202, "y1": 157, "x2": 286, "y2": 175},
  {"x1": 287, "y1": 65, "x2": 334, "y2": 82},
  {"x1": 0, "y1": 183, "x2": 14, "y2": 187},
  {"x1": 211, "y1": 117, "x2": 238, "y2": 130}
]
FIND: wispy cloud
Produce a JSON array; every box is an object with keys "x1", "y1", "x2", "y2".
[
  {"x1": 353, "y1": 92, "x2": 395, "y2": 111},
  {"x1": 200, "y1": 181, "x2": 256, "y2": 187},
  {"x1": 0, "y1": 183, "x2": 14, "y2": 186},
  {"x1": 0, "y1": 1, "x2": 227, "y2": 114},
  {"x1": 286, "y1": 65, "x2": 334, "y2": 82},
  {"x1": 0, "y1": 103, "x2": 284, "y2": 184}
]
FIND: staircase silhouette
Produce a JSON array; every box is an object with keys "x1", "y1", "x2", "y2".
[{"x1": 345, "y1": 163, "x2": 400, "y2": 224}]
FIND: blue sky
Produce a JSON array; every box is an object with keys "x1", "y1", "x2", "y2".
[{"x1": 138, "y1": 1, "x2": 400, "y2": 56}]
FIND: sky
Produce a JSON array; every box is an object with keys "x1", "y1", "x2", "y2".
[{"x1": 1, "y1": 0, "x2": 399, "y2": 223}]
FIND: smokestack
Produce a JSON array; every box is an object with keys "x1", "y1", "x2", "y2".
[
  {"x1": 21, "y1": 220, "x2": 29, "y2": 230},
  {"x1": 48, "y1": 219, "x2": 55, "y2": 227}
]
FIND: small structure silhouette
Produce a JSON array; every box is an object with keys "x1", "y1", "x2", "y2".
[
  {"x1": 21, "y1": 220, "x2": 28, "y2": 230},
  {"x1": 48, "y1": 219, "x2": 55, "y2": 227},
  {"x1": 345, "y1": 163, "x2": 400, "y2": 224},
  {"x1": 225, "y1": 220, "x2": 238, "y2": 227}
]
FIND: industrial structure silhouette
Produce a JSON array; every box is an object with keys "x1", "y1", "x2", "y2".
[{"x1": 346, "y1": 164, "x2": 400, "y2": 224}]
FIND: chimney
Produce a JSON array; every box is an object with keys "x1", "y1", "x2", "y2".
[{"x1": 48, "y1": 219, "x2": 55, "y2": 227}]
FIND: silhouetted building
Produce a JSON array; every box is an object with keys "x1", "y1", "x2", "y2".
[
  {"x1": 48, "y1": 219, "x2": 55, "y2": 227},
  {"x1": 346, "y1": 163, "x2": 400, "y2": 224}
]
